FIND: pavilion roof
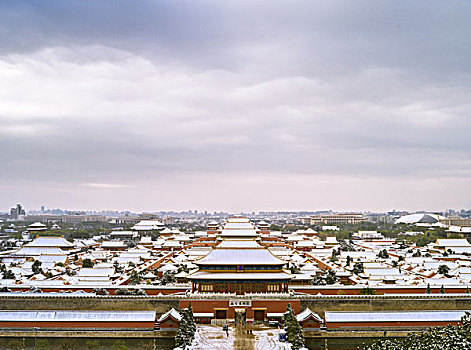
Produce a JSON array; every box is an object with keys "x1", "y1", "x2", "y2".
[
  {"x1": 187, "y1": 271, "x2": 292, "y2": 280},
  {"x1": 195, "y1": 248, "x2": 286, "y2": 265}
]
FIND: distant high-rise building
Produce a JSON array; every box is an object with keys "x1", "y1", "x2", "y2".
[
  {"x1": 310, "y1": 213, "x2": 366, "y2": 225},
  {"x1": 10, "y1": 204, "x2": 25, "y2": 220},
  {"x1": 41, "y1": 206, "x2": 45, "y2": 212}
]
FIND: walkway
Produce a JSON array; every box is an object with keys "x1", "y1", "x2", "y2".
[
  {"x1": 253, "y1": 326, "x2": 291, "y2": 350},
  {"x1": 193, "y1": 325, "x2": 290, "y2": 350},
  {"x1": 193, "y1": 325, "x2": 234, "y2": 350}
]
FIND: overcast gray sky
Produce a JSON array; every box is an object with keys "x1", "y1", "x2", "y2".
[{"x1": 1, "y1": 0, "x2": 470, "y2": 213}]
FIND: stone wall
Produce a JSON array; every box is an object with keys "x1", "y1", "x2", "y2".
[
  {"x1": 0, "y1": 296, "x2": 180, "y2": 316},
  {"x1": 300, "y1": 295, "x2": 471, "y2": 317},
  {"x1": 2, "y1": 294, "x2": 471, "y2": 319}
]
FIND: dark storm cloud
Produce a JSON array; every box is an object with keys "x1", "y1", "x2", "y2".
[{"x1": 0, "y1": 0, "x2": 470, "y2": 211}]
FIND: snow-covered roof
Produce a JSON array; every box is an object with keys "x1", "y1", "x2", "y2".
[
  {"x1": 132, "y1": 220, "x2": 164, "y2": 230},
  {"x1": 187, "y1": 271, "x2": 292, "y2": 280},
  {"x1": 297, "y1": 308, "x2": 322, "y2": 323},
  {"x1": 0, "y1": 310, "x2": 156, "y2": 322},
  {"x1": 78, "y1": 267, "x2": 114, "y2": 277},
  {"x1": 36, "y1": 255, "x2": 67, "y2": 264},
  {"x1": 101, "y1": 241, "x2": 126, "y2": 248},
  {"x1": 139, "y1": 236, "x2": 152, "y2": 243},
  {"x1": 217, "y1": 240, "x2": 261, "y2": 249},
  {"x1": 28, "y1": 222, "x2": 47, "y2": 230},
  {"x1": 325, "y1": 310, "x2": 469, "y2": 323},
  {"x1": 158, "y1": 308, "x2": 181, "y2": 322},
  {"x1": 110, "y1": 231, "x2": 135, "y2": 237},
  {"x1": 195, "y1": 248, "x2": 286, "y2": 265},
  {"x1": 435, "y1": 239, "x2": 471, "y2": 248},
  {"x1": 158, "y1": 264, "x2": 178, "y2": 272},
  {"x1": 13, "y1": 247, "x2": 69, "y2": 256},
  {"x1": 162, "y1": 240, "x2": 182, "y2": 247},
  {"x1": 296, "y1": 241, "x2": 315, "y2": 247},
  {"x1": 25, "y1": 236, "x2": 74, "y2": 248},
  {"x1": 220, "y1": 229, "x2": 258, "y2": 237}
]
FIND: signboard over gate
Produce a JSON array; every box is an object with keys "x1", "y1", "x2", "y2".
[{"x1": 229, "y1": 300, "x2": 251, "y2": 307}]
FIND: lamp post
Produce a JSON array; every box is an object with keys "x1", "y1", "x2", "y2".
[{"x1": 34, "y1": 327, "x2": 39, "y2": 350}]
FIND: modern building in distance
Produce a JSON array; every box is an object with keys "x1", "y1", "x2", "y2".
[
  {"x1": 10, "y1": 204, "x2": 25, "y2": 220},
  {"x1": 442, "y1": 217, "x2": 471, "y2": 227},
  {"x1": 310, "y1": 213, "x2": 366, "y2": 225},
  {"x1": 23, "y1": 214, "x2": 107, "y2": 224}
]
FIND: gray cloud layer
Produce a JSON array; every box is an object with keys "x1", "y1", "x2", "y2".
[{"x1": 1, "y1": 1, "x2": 470, "y2": 212}]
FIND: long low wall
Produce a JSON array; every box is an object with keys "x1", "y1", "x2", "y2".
[
  {"x1": 1, "y1": 285, "x2": 188, "y2": 295},
  {"x1": 300, "y1": 294, "x2": 471, "y2": 317},
  {"x1": 1, "y1": 294, "x2": 471, "y2": 319},
  {"x1": 0, "y1": 330, "x2": 175, "y2": 338},
  {"x1": 291, "y1": 285, "x2": 471, "y2": 295},
  {"x1": 0, "y1": 295, "x2": 180, "y2": 315}
]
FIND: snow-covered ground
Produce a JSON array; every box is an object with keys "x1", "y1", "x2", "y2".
[
  {"x1": 192, "y1": 325, "x2": 235, "y2": 350},
  {"x1": 253, "y1": 326, "x2": 291, "y2": 350},
  {"x1": 185, "y1": 325, "x2": 291, "y2": 350}
]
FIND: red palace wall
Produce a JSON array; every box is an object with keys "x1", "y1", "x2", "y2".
[
  {"x1": 291, "y1": 286, "x2": 471, "y2": 295},
  {"x1": 300, "y1": 320, "x2": 321, "y2": 328},
  {"x1": 180, "y1": 299, "x2": 300, "y2": 320},
  {"x1": 0, "y1": 321, "x2": 154, "y2": 329},
  {"x1": 326, "y1": 321, "x2": 461, "y2": 329},
  {"x1": 159, "y1": 320, "x2": 179, "y2": 329}
]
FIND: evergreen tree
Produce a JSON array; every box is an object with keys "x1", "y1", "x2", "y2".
[
  {"x1": 412, "y1": 250, "x2": 422, "y2": 257},
  {"x1": 377, "y1": 249, "x2": 389, "y2": 259},
  {"x1": 283, "y1": 303, "x2": 295, "y2": 331},
  {"x1": 438, "y1": 264, "x2": 450, "y2": 276},
  {"x1": 363, "y1": 312, "x2": 471, "y2": 350},
  {"x1": 128, "y1": 270, "x2": 141, "y2": 285},
  {"x1": 32, "y1": 260, "x2": 43, "y2": 274},
  {"x1": 284, "y1": 304, "x2": 305, "y2": 350},
  {"x1": 111, "y1": 340, "x2": 128, "y2": 350},
  {"x1": 325, "y1": 269, "x2": 338, "y2": 285},
  {"x1": 175, "y1": 308, "x2": 196, "y2": 349},
  {"x1": 113, "y1": 261, "x2": 123, "y2": 273},
  {"x1": 161, "y1": 271, "x2": 176, "y2": 285},
  {"x1": 440, "y1": 284, "x2": 445, "y2": 294},
  {"x1": 187, "y1": 302, "x2": 196, "y2": 337},
  {"x1": 2, "y1": 270, "x2": 15, "y2": 279},
  {"x1": 37, "y1": 339, "x2": 50, "y2": 350},
  {"x1": 82, "y1": 258, "x2": 94, "y2": 268},
  {"x1": 290, "y1": 264, "x2": 301, "y2": 274},
  {"x1": 311, "y1": 273, "x2": 326, "y2": 286},
  {"x1": 85, "y1": 339, "x2": 100, "y2": 350},
  {"x1": 353, "y1": 262, "x2": 364, "y2": 275},
  {"x1": 426, "y1": 283, "x2": 431, "y2": 294},
  {"x1": 360, "y1": 287, "x2": 376, "y2": 295},
  {"x1": 175, "y1": 312, "x2": 188, "y2": 350}
]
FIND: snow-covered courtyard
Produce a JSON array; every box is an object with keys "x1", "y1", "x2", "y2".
[{"x1": 191, "y1": 324, "x2": 291, "y2": 350}]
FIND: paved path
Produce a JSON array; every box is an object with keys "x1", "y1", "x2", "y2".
[
  {"x1": 193, "y1": 325, "x2": 290, "y2": 350},
  {"x1": 253, "y1": 326, "x2": 291, "y2": 350},
  {"x1": 193, "y1": 325, "x2": 234, "y2": 350}
]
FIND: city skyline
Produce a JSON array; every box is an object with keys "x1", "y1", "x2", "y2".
[{"x1": 1, "y1": 1, "x2": 470, "y2": 212}]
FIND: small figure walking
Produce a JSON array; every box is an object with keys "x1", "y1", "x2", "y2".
[{"x1": 223, "y1": 324, "x2": 229, "y2": 337}]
